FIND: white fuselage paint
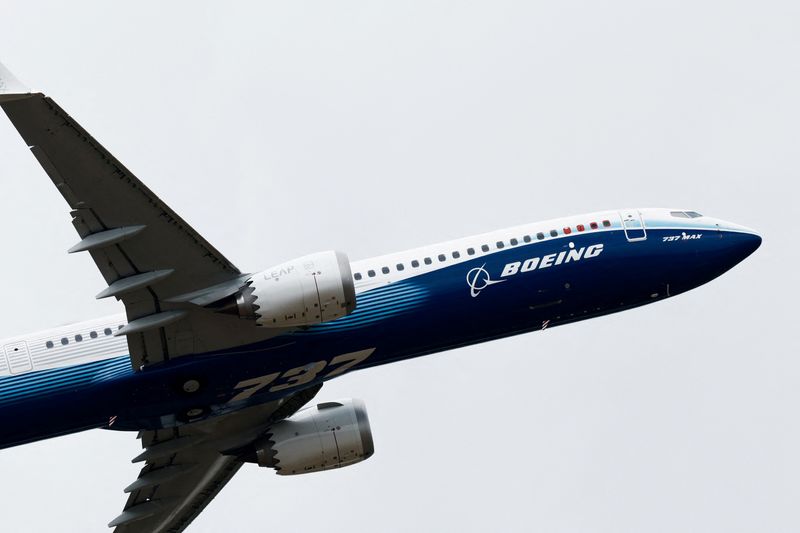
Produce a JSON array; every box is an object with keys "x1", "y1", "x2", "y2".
[{"x1": 0, "y1": 208, "x2": 755, "y2": 378}]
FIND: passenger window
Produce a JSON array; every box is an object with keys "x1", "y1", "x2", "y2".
[
  {"x1": 396, "y1": 263, "x2": 405, "y2": 271},
  {"x1": 481, "y1": 244, "x2": 490, "y2": 252},
  {"x1": 411, "y1": 260, "x2": 420, "y2": 268},
  {"x1": 550, "y1": 230, "x2": 558, "y2": 237},
  {"x1": 510, "y1": 238, "x2": 518, "y2": 246},
  {"x1": 590, "y1": 222, "x2": 598, "y2": 230},
  {"x1": 104, "y1": 328, "x2": 112, "y2": 336},
  {"x1": 424, "y1": 257, "x2": 432, "y2": 265},
  {"x1": 452, "y1": 251, "x2": 460, "y2": 259},
  {"x1": 437, "y1": 254, "x2": 446, "y2": 262},
  {"x1": 368, "y1": 270, "x2": 376, "y2": 277},
  {"x1": 381, "y1": 266, "x2": 390, "y2": 274},
  {"x1": 564, "y1": 227, "x2": 572, "y2": 234},
  {"x1": 90, "y1": 331, "x2": 98, "y2": 339},
  {"x1": 536, "y1": 232, "x2": 545, "y2": 240},
  {"x1": 577, "y1": 224, "x2": 585, "y2": 232},
  {"x1": 523, "y1": 235, "x2": 531, "y2": 243},
  {"x1": 61, "y1": 338, "x2": 69, "y2": 346},
  {"x1": 496, "y1": 241, "x2": 505, "y2": 249},
  {"x1": 75, "y1": 334, "x2": 83, "y2": 342},
  {"x1": 45, "y1": 341, "x2": 54, "y2": 349},
  {"x1": 467, "y1": 248, "x2": 475, "y2": 255},
  {"x1": 602, "y1": 220, "x2": 611, "y2": 227},
  {"x1": 354, "y1": 272, "x2": 363, "y2": 281}
]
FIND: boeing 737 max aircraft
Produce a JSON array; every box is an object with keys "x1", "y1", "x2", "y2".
[{"x1": 0, "y1": 62, "x2": 761, "y2": 532}]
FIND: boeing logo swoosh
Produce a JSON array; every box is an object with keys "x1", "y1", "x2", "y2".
[{"x1": 466, "y1": 264, "x2": 506, "y2": 297}]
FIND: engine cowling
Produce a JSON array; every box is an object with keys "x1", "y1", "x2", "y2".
[
  {"x1": 251, "y1": 399, "x2": 374, "y2": 475},
  {"x1": 212, "y1": 251, "x2": 356, "y2": 328}
]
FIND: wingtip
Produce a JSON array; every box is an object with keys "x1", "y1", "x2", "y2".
[{"x1": 0, "y1": 61, "x2": 31, "y2": 101}]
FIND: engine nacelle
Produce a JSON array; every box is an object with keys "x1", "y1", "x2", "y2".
[
  {"x1": 251, "y1": 399, "x2": 374, "y2": 475},
  {"x1": 213, "y1": 251, "x2": 356, "y2": 328}
]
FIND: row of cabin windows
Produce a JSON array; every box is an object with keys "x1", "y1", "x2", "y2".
[
  {"x1": 352, "y1": 219, "x2": 612, "y2": 281},
  {"x1": 44, "y1": 325, "x2": 125, "y2": 349}
]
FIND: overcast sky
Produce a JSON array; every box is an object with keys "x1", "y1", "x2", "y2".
[{"x1": 0, "y1": 1, "x2": 798, "y2": 532}]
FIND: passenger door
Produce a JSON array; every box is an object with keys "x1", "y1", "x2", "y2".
[{"x1": 619, "y1": 210, "x2": 647, "y2": 242}]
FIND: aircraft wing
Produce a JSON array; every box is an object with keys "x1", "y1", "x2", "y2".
[
  {"x1": 0, "y1": 62, "x2": 275, "y2": 368},
  {"x1": 110, "y1": 384, "x2": 323, "y2": 532}
]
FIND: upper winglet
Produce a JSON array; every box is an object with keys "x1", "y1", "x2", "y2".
[{"x1": 0, "y1": 61, "x2": 31, "y2": 102}]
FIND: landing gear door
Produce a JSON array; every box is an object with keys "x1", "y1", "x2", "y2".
[
  {"x1": 619, "y1": 210, "x2": 647, "y2": 242},
  {"x1": 4, "y1": 341, "x2": 33, "y2": 374}
]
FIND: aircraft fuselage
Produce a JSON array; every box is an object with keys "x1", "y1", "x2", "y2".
[{"x1": 0, "y1": 208, "x2": 761, "y2": 448}]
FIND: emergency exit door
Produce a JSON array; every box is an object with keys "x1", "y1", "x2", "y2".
[{"x1": 4, "y1": 341, "x2": 33, "y2": 374}]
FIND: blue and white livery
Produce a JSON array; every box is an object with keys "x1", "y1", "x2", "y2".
[{"x1": 0, "y1": 62, "x2": 761, "y2": 532}]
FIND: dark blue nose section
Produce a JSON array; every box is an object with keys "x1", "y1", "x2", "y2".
[
  {"x1": 728, "y1": 231, "x2": 762, "y2": 264},
  {"x1": 700, "y1": 230, "x2": 761, "y2": 284},
  {"x1": 666, "y1": 228, "x2": 761, "y2": 296}
]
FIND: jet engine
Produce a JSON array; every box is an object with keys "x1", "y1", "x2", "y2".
[
  {"x1": 248, "y1": 399, "x2": 374, "y2": 475},
  {"x1": 211, "y1": 251, "x2": 356, "y2": 327}
]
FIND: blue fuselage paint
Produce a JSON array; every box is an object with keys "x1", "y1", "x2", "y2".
[{"x1": 0, "y1": 225, "x2": 761, "y2": 449}]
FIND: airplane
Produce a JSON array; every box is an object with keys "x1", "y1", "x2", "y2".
[{"x1": 0, "y1": 60, "x2": 761, "y2": 532}]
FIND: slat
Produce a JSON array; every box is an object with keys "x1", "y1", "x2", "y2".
[
  {"x1": 132, "y1": 436, "x2": 200, "y2": 463},
  {"x1": 96, "y1": 270, "x2": 175, "y2": 299},
  {"x1": 68, "y1": 225, "x2": 146, "y2": 253},
  {"x1": 115, "y1": 310, "x2": 188, "y2": 337},
  {"x1": 124, "y1": 464, "x2": 196, "y2": 493}
]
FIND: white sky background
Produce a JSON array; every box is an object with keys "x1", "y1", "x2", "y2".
[{"x1": 0, "y1": 1, "x2": 798, "y2": 531}]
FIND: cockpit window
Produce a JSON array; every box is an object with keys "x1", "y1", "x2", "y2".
[{"x1": 671, "y1": 210, "x2": 703, "y2": 219}]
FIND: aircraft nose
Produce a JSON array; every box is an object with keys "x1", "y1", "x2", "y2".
[
  {"x1": 740, "y1": 231, "x2": 762, "y2": 255},
  {"x1": 657, "y1": 216, "x2": 760, "y2": 295},
  {"x1": 715, "y1": 223, "x2": 762, "y2": 268}
]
